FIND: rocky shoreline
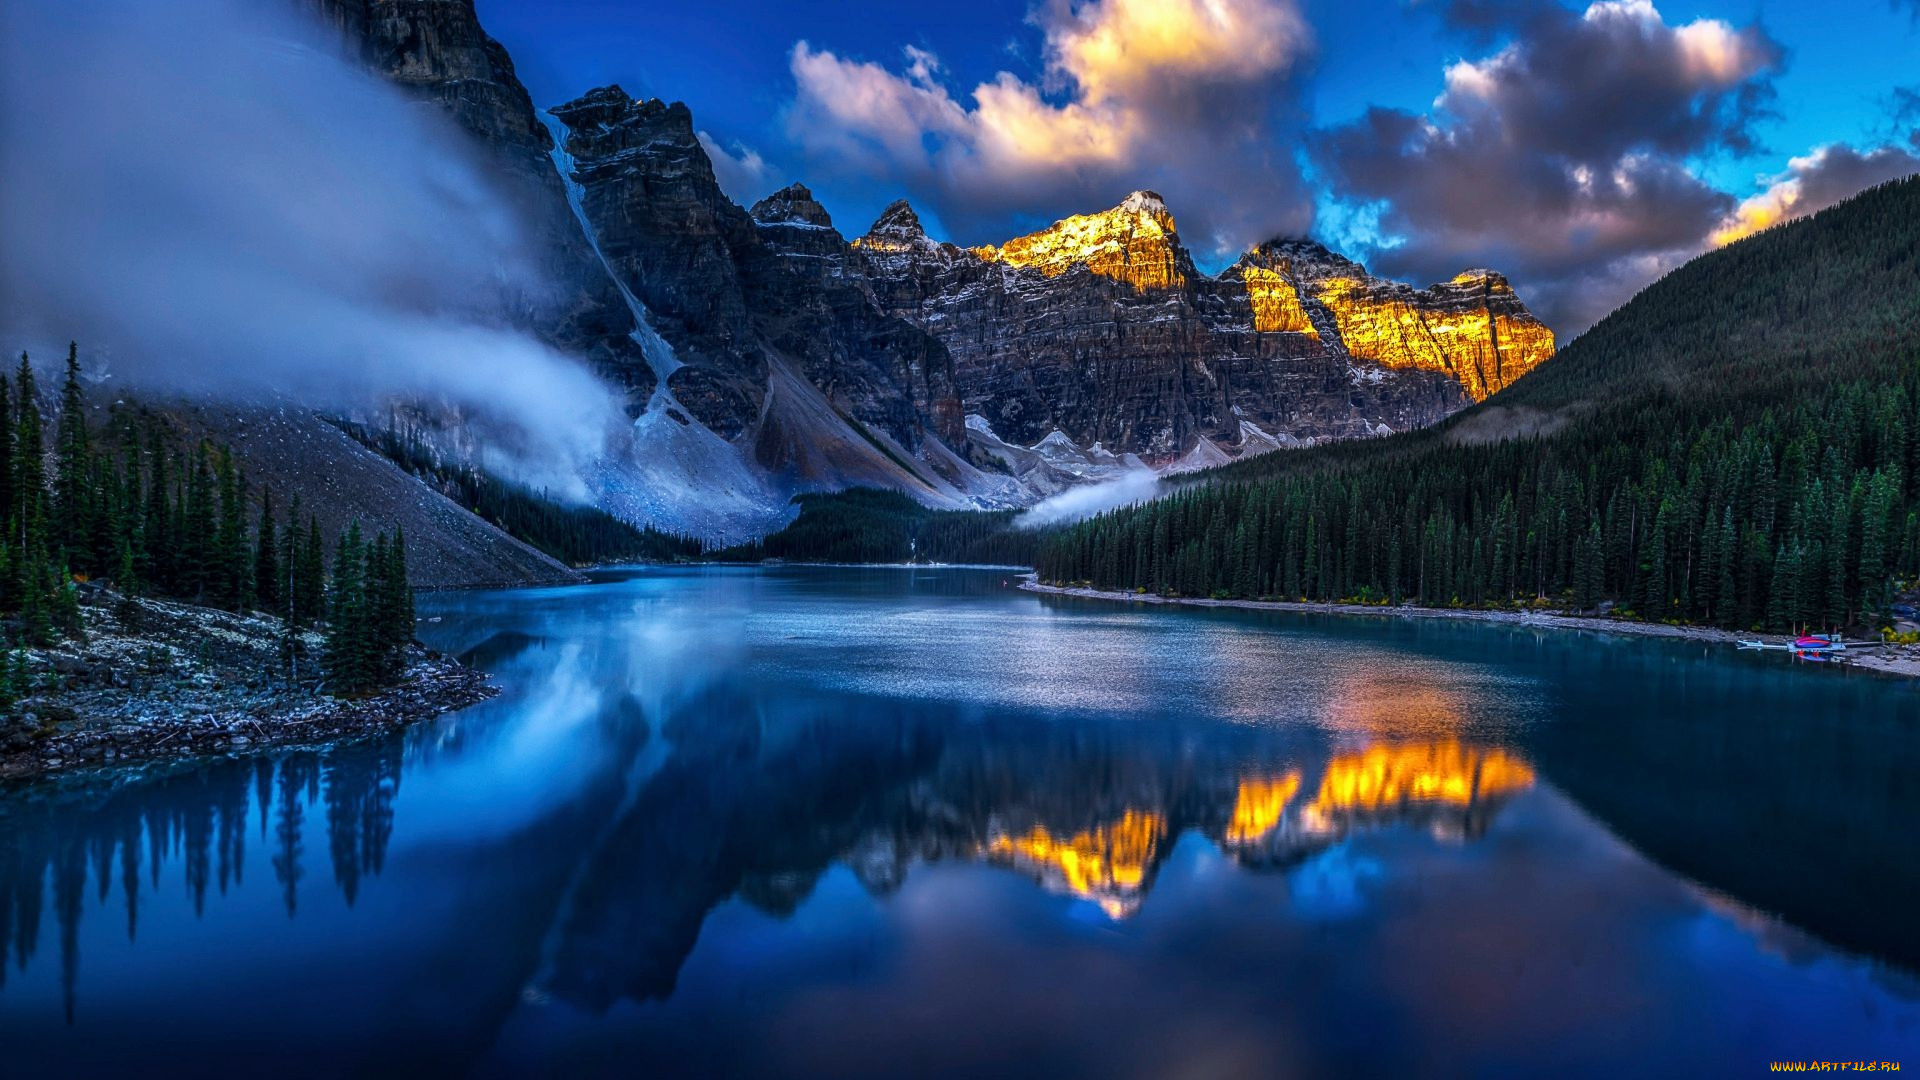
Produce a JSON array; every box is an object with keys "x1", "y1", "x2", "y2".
[
  {"x1": 0, "y1": 595, "x2": 497, "y2": 782},
  {"x1": 1020, "y1": 577, "x2": 1920, "y2": 678}
]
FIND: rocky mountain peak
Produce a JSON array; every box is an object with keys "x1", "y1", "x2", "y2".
[
  {"x1": 1239, "y1": 237, "x2": 1362, "y2": 280},
  {"x1": 857, "y1": 200, "x2": 931, "y2": 243},
  {"x1": 853, "y1": 200, "x2": 951, "y2": 270},
  {"x1": 969, "y1": 191, "x2": 1193, "y2": 291},
  {"x1": 749, "y1": 183, "x2": 835, "y2": 229},
  {"x1": 1117, "y1": 189, "x2": 1175, "y2": 225},
  {"x1": 551, "y1": 87, "x2": 698, "y2": 145},
  {"x1": 871, "y1": 199, "x2": 924, "y2": 232}
]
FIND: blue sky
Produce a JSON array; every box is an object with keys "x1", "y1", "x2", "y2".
[{"x1": 477, "y1": 0, "x2": 1920, "y2": 331}]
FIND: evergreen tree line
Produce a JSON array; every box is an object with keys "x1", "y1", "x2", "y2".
[
  {"x1": 1036, "y1": 178, "x2": 1920, "y2": 632},
  {"x1": 1037, "y1": 369, "x2": 1918, "y2": 630},
  {"x1": 333, "y1": 418, "x2": 701, "y2": 565},
  {"x1": 719, "y1": 488, "x2": 1039, "y2": 565},
  {"x1": 4, "y1": 345, "x2": 416, "y2": 695}
]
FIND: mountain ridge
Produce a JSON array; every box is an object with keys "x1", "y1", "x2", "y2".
[
  {"x1": 226, "y1": 3, "x2": 1560, "y2": 549},
  {"x1": 835, "y1": 188, "x2": 1555, "y2": 459}
]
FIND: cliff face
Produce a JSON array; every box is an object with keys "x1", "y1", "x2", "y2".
[
  {"x1": 302, "y1": 0, "x2": 653, "y2": 409},
  {"x1": 835, "y1": 194, "x2": 1556, "y2": 459},
  {"x1": 546, "y1": 89, "x2": 963, "y2": 452},
  {"x1": 1237, "y1": 240, "x2": 1557, "y2": 405}
]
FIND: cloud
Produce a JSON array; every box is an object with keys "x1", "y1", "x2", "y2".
[
  {"x1": 697, "y1": 130, "x2": 780, "y2": 204},
  {"x1": 786, "y1": 0, "x2": 1315, "y2": 253},
  {"x1": 1016, "y1": 470, "x2": 1161, "y2": 529},
  {"x1": 0, "y1": 0, "x2": 626, "y2": 494},
  {"x1": 1713, "y1": 143, "x2": 1920, "y2": 245},
  {"x1": 1316, "y1": 0, "x2": 1782, "y2": 333}
]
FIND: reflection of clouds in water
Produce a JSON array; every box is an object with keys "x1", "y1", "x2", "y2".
[
  {"x1": 616, "y1": 593, "x2": 751, "y2": 717},
  {"x1": 400, "y1": 640, "x2": 615, "y2": 842},
  {"x1": 1288, "y1": 844, "x2": 1384, "y2": 921}
]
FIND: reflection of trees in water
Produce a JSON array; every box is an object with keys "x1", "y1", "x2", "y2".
[
  {"x1": 1527, "y1": 678, "x2": 1920, "y2": 976},
  {"x1": 0, "y1": 740, "x2": 403, "y2": 1018}
]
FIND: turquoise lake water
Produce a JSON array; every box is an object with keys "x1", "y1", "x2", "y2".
[{"x1": 2, "y1": 566, "x2": 1915, "y2": 1075}]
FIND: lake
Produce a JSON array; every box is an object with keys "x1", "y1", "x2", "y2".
[{"x1": 2, "y1": 566, "x2": 1916, "y2": 1076}]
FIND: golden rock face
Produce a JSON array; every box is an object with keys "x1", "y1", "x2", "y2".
[
  {"x1": 1231, "y1": 242, "x2": 1557, "y2": 402},
  {"x1": 975, "y1": 740, "x2": 1531, "y2": 919},
  {"x1": 1307, "y1": 273, "x2": 1555, "y2": 401},
  {"x1": 971, "y1": 191, "x2": 1187, "y2": 291},
  {"x1": 1241, "y1": 266, "x2": 1319, "y2": 337}
]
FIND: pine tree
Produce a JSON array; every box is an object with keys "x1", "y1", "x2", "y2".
[
  {"x1": 14, "y1": 354, "x2": 46, "y2": 551},
  {"x1": 324, "y1": 522, "x2": 367, "y2": 694},
  {"x1": 213, "y1": 445, "x2": 245, "y2": 610},
  {"x1": 142, "y1": 423, "x2": 172, "y2": 594},
  {"x1": 182, "y1": 444, "x2": 215, "y2": 601},
  {"x1": 299, "y1": 514, "x2": 326, "y2": 627},
  {"x1": 52, "y1": 342, "x2": 90, "y2": 568},
  {"x1": 0, "y1": 371, "x2": 14, "y2": 557},
  {"x1": 255, "y1": 488, "x2": 280, "y2": 612}
]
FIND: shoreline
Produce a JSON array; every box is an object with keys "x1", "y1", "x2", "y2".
[
  {"x1": 1019, "y1": 577, "x2": 1920, "y2": 678},
  {"x1": 0, "y1": 656, "x2": 497, "y2": 783},
  {"x1": 0, "y1": 596, "x2": 499, "y2": 783}
]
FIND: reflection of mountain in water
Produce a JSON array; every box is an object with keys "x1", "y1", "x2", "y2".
[
  {"x1": 13, "y1": 629, "x2": 1913, "y2": 1032},
  {"x1": 0, "y1": 690, "x2": 1540, "y2": 1022},
  {"x1": 538, "y1": 687, "x2": 1537, "y2": 1009},
  {"x1": 1527, "y1": 683, "x2": 1920, "y2": 975},
  {"x1": 982, "y1": 743, "x2": 1534, "y2": 918}
]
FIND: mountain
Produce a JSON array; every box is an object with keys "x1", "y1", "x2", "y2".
[
  {"x1": 837, "y1": 191, "x2": 1555, "y2": 460},
  {"x1": 227, "y1": 2, "x2": 1554, "y2": 550},
  {"x1": 542, "y1": 88, "x2": 1016, "y2": 533},
  {"x1": 1035, "y1": 176, "x2": 1920, "y2": 631}
]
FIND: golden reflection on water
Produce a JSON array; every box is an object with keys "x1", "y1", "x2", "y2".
[
  {"x1": 1323, "y1": 674, "x2": 1475, "y2": 738},
  {"x1": 985, "y1": 810, "x2": 1167, "y2": 919},
  {"x1": 1301, "y1": 742, "x2": 1535, "y2": 835},
  {"x1": 986, "y1": 741, "x2": 1535, "y2": 917},
  {"x1": 1225, "y1": 771, "x2": 1303, "y2": 844}
]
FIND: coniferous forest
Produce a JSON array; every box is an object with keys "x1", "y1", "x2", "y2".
[
  {"x1": 1037, "y1": 178, "x2": 1920, "y2": 632},
  {"x1": 1, "y1": 345, "x2": 416, "y2": 697},
  {"x1": 332, "y1": 418, "x2": 703, "y2": 566}
]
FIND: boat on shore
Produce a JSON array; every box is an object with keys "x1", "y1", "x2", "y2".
[{"x1": 1736, "y1": 633, "x2": 1888, "y2": 659}]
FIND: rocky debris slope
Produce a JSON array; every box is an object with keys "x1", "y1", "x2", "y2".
[
  {"x1": 162, "y1": 400, "x2": 582, "y2": 589},
  {"x1": 0, "y1": 594, "x2": 496, "y2": 781},
  {"x1": 833, "y1": 193, "x2": 1556, "y2": 460}
]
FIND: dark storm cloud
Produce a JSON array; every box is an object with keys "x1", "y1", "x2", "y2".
[{"x1": 1314, "y1": 0, "x2": 1783, "y2": 333}]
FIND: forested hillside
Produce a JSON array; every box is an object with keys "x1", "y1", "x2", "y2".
[
  {"x1": 1037, "y1": 177, "x2": 1920, "y2": 632},
  {"x1": 332, "y1": 420, "x2": 702, "y2": 566}
]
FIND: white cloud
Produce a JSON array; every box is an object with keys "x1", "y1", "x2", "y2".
[
  {"x1": 1713, "y1": 142, "x2": 1920, "y2": 246},
  {"x1": 1016, "y1": 470, "x2": 1161, "y2": 528},
  {"x1": 697, "y1": 129, "x2": 779, "y2": 203},
  {"x1": 0, "y1": 0, "x2": 627, "y2": 490},
  {"x1": 787, "y1": 0, "x2": 1315, "y2": 252}
]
